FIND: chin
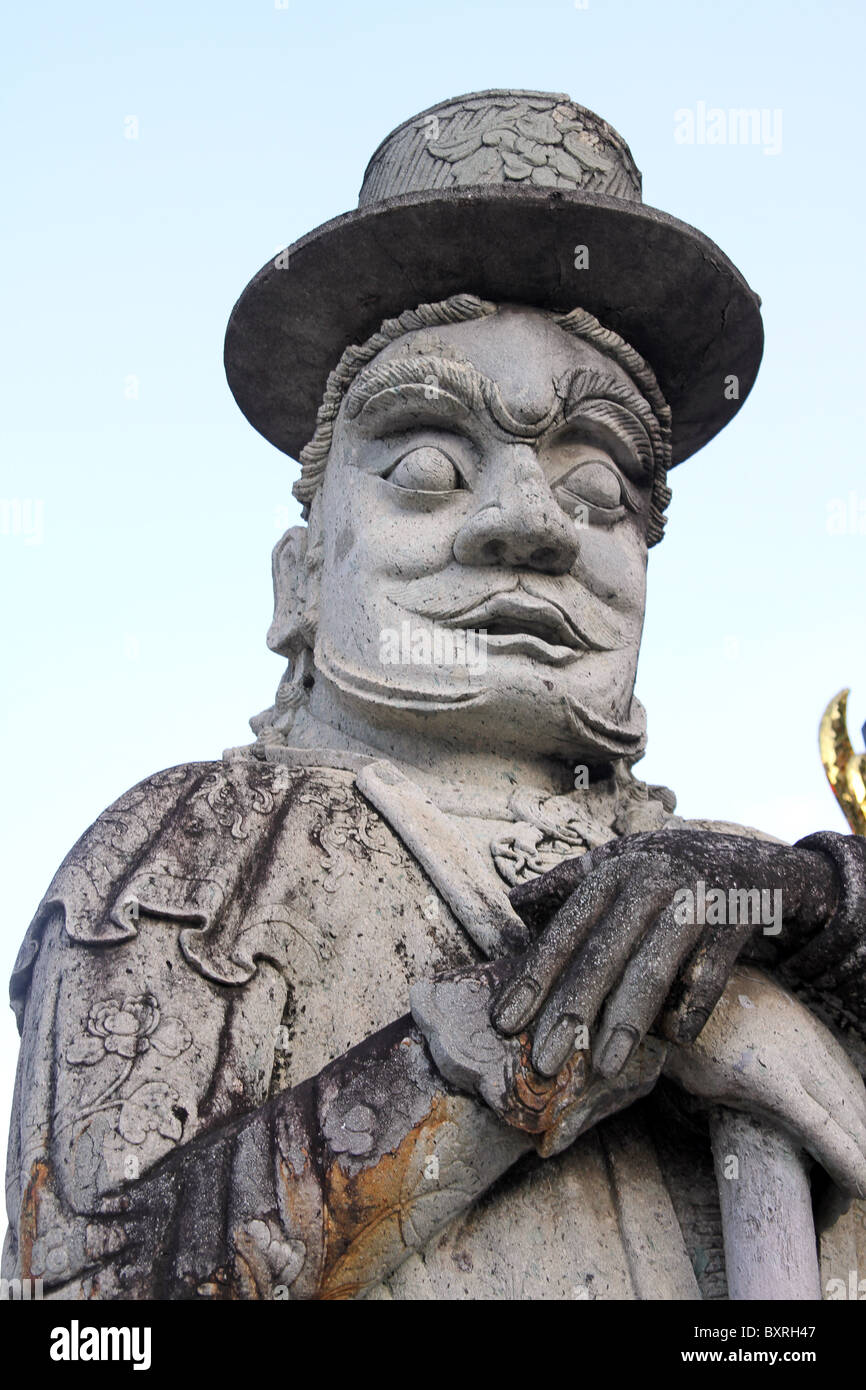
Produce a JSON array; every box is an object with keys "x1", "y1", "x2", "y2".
[
  {"x1": 472, "y1": 674, "x2": 637, "y2": 757},
  {"x1": 387, "y1": 663, "x2": 639, "y2": 762}
]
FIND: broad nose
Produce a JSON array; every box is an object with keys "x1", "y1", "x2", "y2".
[{"x1": 452, "y1": 445, "x2": 579, "y2": 574}]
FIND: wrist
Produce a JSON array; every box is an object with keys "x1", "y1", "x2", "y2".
[{"x1": 784, "y1": 832, "x2": 866, "y2": 987}]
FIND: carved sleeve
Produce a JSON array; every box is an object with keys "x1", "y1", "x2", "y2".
[
  {"x1": 2, "y1": 897, "x2": 291, "y2": 1291},
  {"x1": 25, "y1": 998, "x2": 529, "y2": 1299},
  {"x1": 783, "y1": 831, "x2": 866, "y2": 1017},
  {"x1": 3, "y1": 904, "x2": 531, "y2": 1300},
  {"x1": 120, "y1": 1015, "x2": 534, "y2": 1299}
]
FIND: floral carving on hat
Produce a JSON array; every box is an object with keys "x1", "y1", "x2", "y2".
[{"x1": 428, "y1": 103, "x2": 614, "y2": 190}]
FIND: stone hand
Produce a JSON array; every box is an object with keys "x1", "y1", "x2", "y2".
[
  {"x1": 665, "y1": 963, "x2": 866, "y2": 1198},
  {"x1": 410, "y1": 956, "x2": 668, "y2": 1157},
  {"x1": 495, "y1": 829, "x2": 838, "y2": 1078},
  {"x1": 412, "y1": 946, "x2": 866, "y2": 1182}
]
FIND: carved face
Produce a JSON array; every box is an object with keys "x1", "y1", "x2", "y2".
[{"x1": 312, "y1": 307, "x2": 656, "y2": 760}]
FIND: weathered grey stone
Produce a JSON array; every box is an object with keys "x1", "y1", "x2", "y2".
[{"x1": 6, "y1": 90, "x2": 866, "y2": 1302}]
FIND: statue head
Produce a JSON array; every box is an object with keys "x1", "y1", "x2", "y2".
[
  {"x1": 256, "y1": 294, "x2": 672, "y2": 763},
  {"x1": 227, "y1": 91, "x2": 763, "y2": 769}
]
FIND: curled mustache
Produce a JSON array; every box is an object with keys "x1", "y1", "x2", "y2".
[{"x1": 389, "y1": 572, "x2": 631, "y2": 653}]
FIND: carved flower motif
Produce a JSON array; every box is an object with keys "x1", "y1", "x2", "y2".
[
  {"x1": 241, "y1": 1219, "x2": 306, "y2": 1287},
  {"x1": 428, "y1": 104, "x2": 613, "y2": 190},
  {"x1": 67, "y1": 993, "x2": 192, "y2": 1064},
  {"x1": 117, "y1": 1080, "x2": 184, "y2": 1144},
  {"x1": 322, "y1": 1100, "x2": 379, "y2": 1156},
  {"x1": 30, "y1": 1228, "x2": 70, "y2": 1277}
]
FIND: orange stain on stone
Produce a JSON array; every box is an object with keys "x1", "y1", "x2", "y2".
[
  {"x1": 19, "y1": 1159, "x2": 51, "y2": 1278},
  {"x1": 319, "y1": 1094, "x2": 460, "y2": 1300}
]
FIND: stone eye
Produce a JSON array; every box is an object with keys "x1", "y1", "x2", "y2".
[
  {"x1": 388, "y1": 446, "x2": 461, "y2": 492},
  {"x1": 556, "y1": 459, "x2": 623, "y2": 511}
]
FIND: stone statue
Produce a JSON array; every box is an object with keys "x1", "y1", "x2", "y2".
[{"x1": 6, "y1": 91, "x2": 866, "y2": 1301}]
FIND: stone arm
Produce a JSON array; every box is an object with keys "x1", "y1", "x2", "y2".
[
  {"x1": 81, "y1": 1011, "x2": 533, "y2": 1300},
  {"x1": 774, "y1": 832, "x2": 866, "y2": 1021},
  {"x1": 2, "y1": 758, "x2": 535, "y2": 1300},
  {"x1": 503, "y1": 827, "x2": 866, "y2": 1062},
  {"x1": 2, "y1": 901, "x2": 542, "y2": 1300},
  {"x1": 2, "y1": 903, "x2": 657, "y2": 1301},
  {"x1": 5, "y1": 890, "x2": 572, "y2": 1304},
  {"x1": 91, "y1": 959, "x2": 866, "y2": 1302}
]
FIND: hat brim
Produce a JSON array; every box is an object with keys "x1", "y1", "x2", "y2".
[{"x1": 224, "y1": 185, "x2": 763, "y2": 466}]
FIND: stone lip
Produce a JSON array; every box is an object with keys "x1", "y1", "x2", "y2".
[{"x1": 224, "y1": 184, "x2": 763, "y2": 467}]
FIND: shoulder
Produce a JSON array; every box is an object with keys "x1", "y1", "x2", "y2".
[
  {"x1": 9, "y1": 754, "x2": 382, "y2": 1026},
  {"x1": 668, "y1": 815, "x2": 788, "y2": 845},
  {"x1": 10, "y1": 761, "x2": 221, "y2": 1026}
]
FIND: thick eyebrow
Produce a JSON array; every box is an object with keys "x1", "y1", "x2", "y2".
[
  {"x1": 344, "y1": 355, "x2": 661, "y2": 478},
  {"x1": 559, "y1": 367, "x2": 655, "y2": 422},
  {"x1": 345, "y1": 354, "x2": 485, "y2": 421},
  {"x1": 345, "y1": 355, "x2": 561, "y2": 438},
  {"x1": 557, "y1": 368, "x2": 662, "y2": 480}
]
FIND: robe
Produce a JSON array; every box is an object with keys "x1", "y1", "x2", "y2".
[{"x1": 4, "y1": 750, "x2": 866, "y2": 1298}]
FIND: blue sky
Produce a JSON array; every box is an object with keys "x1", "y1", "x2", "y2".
[{"x1": 2, "y1": 0, "x2": 864, "y2": 1146}]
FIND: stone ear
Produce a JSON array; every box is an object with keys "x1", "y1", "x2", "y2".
[{"x1": 267, "y1": 506, "x2": 322, "y2": 656}]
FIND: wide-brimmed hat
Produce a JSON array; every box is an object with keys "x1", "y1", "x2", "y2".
[{"x1": 224, "y1": 90, "x2": 763, "y2": 466}]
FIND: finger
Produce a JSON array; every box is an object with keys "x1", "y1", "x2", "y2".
[
  {"x1": 507, "y1": 832, "x2": 661, "y2": 923},
  {"x1": 492, "y1": 859, "x2": 623, "y2": 1034},
  {"x1": 593, "y1": 904, "x2": 705, "y2": 1078},
  {"x1": 751, "y1": 1081, "x2": 866, "y2": 1198},
  {"x1": 508, "y1": 850, "x2": 596, "y2": 925},
  {"x1": 741, "y1": 1000, "x2": 866, "y2": 1190},
  {"x1": 531, "y1": 868, "x2": 674, "y2": 1076},
  {"x1": 796, "y1": 1022, "x2": 866, "y2": 1141},
  {"x1": 798, "y1": 1084, "x2": 866, "y2": 1196},
  {"x1": 662, "y1": 921, "x2": 755, "y2": 1044}
]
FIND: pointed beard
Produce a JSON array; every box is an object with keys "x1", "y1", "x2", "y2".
[{"x1": 560, "y1": 691, "x2": 647, "y2": 759}]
